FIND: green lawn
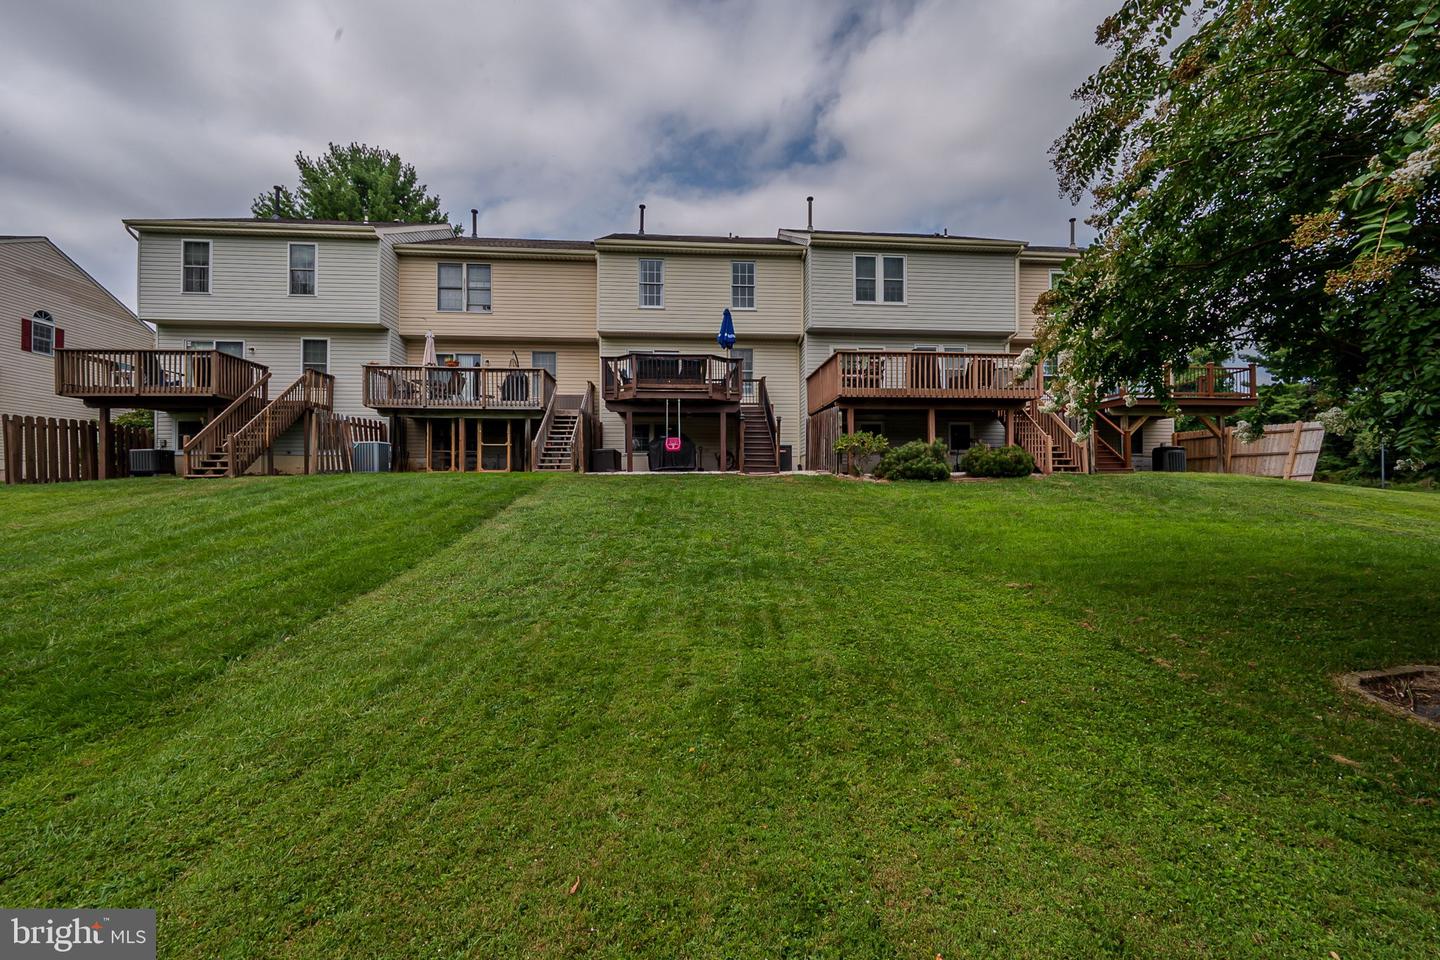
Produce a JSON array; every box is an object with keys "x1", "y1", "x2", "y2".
[{"x1": 1, "y1": 473, "x2": 1437, "y2": 958}]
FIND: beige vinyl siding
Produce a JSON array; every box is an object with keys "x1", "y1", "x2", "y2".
[
  {"x1": 151, "y1": 324, "x2": 391, "y2": 455},
  {"x1": 1017, "y1": 261, "x2": 1062, "y2": 341},
  {"x1": 378, "y1": 226, "x2": 455, "y2": 329},
  {"x1": 805, "y1": 245, "x2": 1017, "y2": 335},
  {"x1": 400, "y1": 338, "x2": 599, "y2": 399},
  {"x1": 0, "y1": 238, "x2": 152, "y2": 477},
  {"x1": 597, "y1": 252, "x2": 802, "y2": 338},
  {"x1": 138, "y1": 233, "x2": 383, "y2": 326},
  {"x1": 597, "y1": 335, "x2": 801, "y2": 470},
  {"x1": 397, "y1": 256, "x2": 597, "y2": 340}
]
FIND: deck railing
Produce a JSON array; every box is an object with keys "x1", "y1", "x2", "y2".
[
  {"x1": 1107, "y1": 363, "x2": 1258, "y2": 405},
  {"x1": 602, "y1": 353, "x2": 743, "y2": 402},
  {"x1": 55, "y1": 349, "x2": 267, "y2": 402},
  {"x1": 363, "y1": 365, "x2": 556, "y2": 411},
  {"x1": 806, "y1": 350, "x2": 1041, "y2": 415}
]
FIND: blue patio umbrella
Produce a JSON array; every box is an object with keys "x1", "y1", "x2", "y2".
[{"x1": 717, "y1": 308, "x2": 737, "y2": 351}]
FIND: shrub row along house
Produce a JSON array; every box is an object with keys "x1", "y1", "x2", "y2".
[{"x1": 42, "y1": 203, "x2": 1259, "y2": 476}]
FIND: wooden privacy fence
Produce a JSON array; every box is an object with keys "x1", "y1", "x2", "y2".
[
  {"x1": 807, "y1": 409, "x2": 843, "y2": 473},
  {"x1": 314, "y1": 412, "x2": 389, "y2": 474},
  {"x1": 1173, "y1": 420, "x2": 1324, "y2": 480},
  {"x1": 3, "y1": 414, "x2": 153, "y2": 484}
]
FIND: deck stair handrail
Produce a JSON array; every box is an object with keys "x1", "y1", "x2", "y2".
[
  {"x1": 1092, "y1": 409, "x2": 1129, "y2": 468},
  {"x1": 1108, "y1": 362, "x2": 1258, "y2": 405},
  {"x1": 1030, "y1": 400, "x2": 1091, "y2": 473},
  {"x1": 221, "y1": 369, "x2": 334, "y2": 477},
  {"x1": 806, "y1": 350, "x2": 1040, "y2": 415},
  {"x1": 363, "y1": 364, "x2": 555, "y2": 411},
  {"x1": 576, "y1": 382, "x2": 599, "y2": 472},
  {"x1": 758, "y1": 376, "x2": 781, "y2": 466},
  {"x1": 181, "y1": 371, "x2": 272, "y2": 475},
  {"x1": 56, "y1": 349, "x2": 267, "y2": 401},
  {"x1": 1013, "y1": 408, "x2": 1054, "y2": 475}
]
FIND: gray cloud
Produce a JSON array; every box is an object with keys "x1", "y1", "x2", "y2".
[{"x1": 0, "y1": 0, "x2": 1111, "y2": 309}]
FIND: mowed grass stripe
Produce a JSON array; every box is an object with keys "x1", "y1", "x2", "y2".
[
  {"x1": 0, "y1": 473, "x2": 541, "y2": 775},
  {"x1": 1, "y1": 474, "x2": 1437, "y2": 958}
]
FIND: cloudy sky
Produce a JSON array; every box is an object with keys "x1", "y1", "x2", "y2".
[{"x1": 0, "y1": 0, "x2": 1113, "y2": 310}]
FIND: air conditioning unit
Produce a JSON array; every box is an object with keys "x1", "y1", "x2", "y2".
[
  {"x1": 352, "y1": 441, "x2": 392, "y2": 473},
  {"x1": 128, "y1": 448, "x2": 176, "y2": 476}
]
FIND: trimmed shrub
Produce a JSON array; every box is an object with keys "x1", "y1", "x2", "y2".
[
  {"x1": 833, "y1": 431, "x2": 890, "y2": 475},
  {"x1": 960, "y1": 443, "x2": 1036, "y2": 478},
  {"x1": 873, "y1": 439, "x2": 951, "y2": 481}
]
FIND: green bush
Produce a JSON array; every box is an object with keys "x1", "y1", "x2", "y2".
[
  {"x1": 833, "y1": 431, "x2": 890, "y2": 475},
  {"x1": 960, "y1": 443, "x2": 1036, "y2": 478},
  {"x1": 873, "y1": 439, "x2": 951, "y2": 481}
]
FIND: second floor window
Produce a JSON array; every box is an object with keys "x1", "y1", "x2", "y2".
[
  {"x1": 437, "y1": 263, "x2": 463, "y2": 311},
  {"x1": 466, "y1": 264, "x2": 492, "y2": 312},
  {"x1": 731, "y1": 261, "x2": 755, "y2": 309},
  {"x1": 639, "y1": 259, "x2": 664, "y2": 307},
  {"x1": 855, "y1": 254, "x2": 906, "y2": 303},
  {"x1": 182, "y1": 240, "x2": 211, "y2": 294},
  {"x1": 289, "y1": 244, "x2": 316, "y2": 296},
  {"x1": 29, "y1": 310, "x2": 55, "y2": 355}
]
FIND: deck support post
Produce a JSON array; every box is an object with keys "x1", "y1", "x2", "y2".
[
  {"x1": 927, "y1": 407, "x2": 936, "y2": 444},
  {"x1": 1004, "y1": 409, "x2": 1015, "y2": 446},
  {"x1": 458, "y1": 417, "x2": 467, "y2": 473},
  {"x1": 718, "y1": 410, "x2": 727, "y2": 472},
  {"x1": 624, "y1": 411, "x2": 634, "y2": 473},
  {"x1": 425, "y1": 419, "x2": 433, "y2": 472},
  {"x1": 96, "y1": 406, "x2": 111, "y2": 480},
  {"x1": 523, "y1": 417, "x2": 531, "y2": 472}
]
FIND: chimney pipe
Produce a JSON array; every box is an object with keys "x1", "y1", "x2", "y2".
[
  {"x1": 638, "y1": 203, "x2": 646, "y2": 235},
  {"x1": 1068, "y1": 217, "x2": 1077, "y2": 250},
  {"x1": 471, "y1": 209, "x2": 478, "y2": 239},
  {"x1": 806, "y1": 196, "x2": 814, "y2": 231},
  {"x1": 272, "y1": 185, "x2": 283, "y2": 221}
]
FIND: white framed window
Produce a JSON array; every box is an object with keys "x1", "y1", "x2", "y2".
[
  {"x1": 466, "y1": 264, "x2": 492, "y2": 312},
  {"x1": 639, "y1": 258, "x2": 664, "y2": 308},
  {"x1": 437, "y1": 263, "x2": 463, "y2": 311},
  {"x1": 731, "y1": 261, "x2": 755, "y2": 309},
  {"x1": 29, "y1": 310, "x2": 55, "y2": 355},
  {"x1": 288, "y1": 243, "x2": 317, "y2": 296},
  {"x1": 854, "y1": 254, "x2": 905, "y2": 303},
  {"x1": 301, "y1": 338, "x2": 329, "y2": 374},
  {"x1": 182, "y1": 240, "x2": 211, "y2": 294},
  {"x1": 913, "y1": 344, "x2": 938, "y2": 352},
  {"x1": 1049, "y1": 268, "x2": 1066, "y2": 289},
  {"x1": 187, "y1": 339, "x2": 245, "y2": 357},
  {"x1": 531, "y1": 351, "x2": 557, "y2": 377}
]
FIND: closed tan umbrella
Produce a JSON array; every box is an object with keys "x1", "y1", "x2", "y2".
[{"x1": 422, "y1": 329, "x2": 438, "y2": 366}]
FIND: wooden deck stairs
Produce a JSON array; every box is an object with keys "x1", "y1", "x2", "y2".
[
  {"x1": 739, "y1": 377, "x2": 781, "y2": 474},
  {"x1": 182, "y1": 369, "x2": 334, "y2": 478},
  {"x1": 535, "y1": 401, "x2": 581, "y2": 471}
]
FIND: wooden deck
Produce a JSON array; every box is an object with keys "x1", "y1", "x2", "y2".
[
  {"x1": 363, "y1": 364, "x2": 556, "y2": 414},
  {"x1": 54, "y1": 349, "x2": 268, "y2": 410},
  {"x1": 806, "y1": 350, "x2": 1040, "y2": 415},
  {"x1": 602, "y1": 353, "x2": 743, "y2": 405},
  {"x1": 1099, "y1": 363, "x2": 1258, "y2": 414}
]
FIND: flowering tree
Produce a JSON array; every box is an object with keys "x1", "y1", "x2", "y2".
[{"x1": 1037, "y1": 0, "x2": 1440, "y2": 465}]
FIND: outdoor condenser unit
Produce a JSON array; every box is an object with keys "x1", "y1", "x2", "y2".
[
  {"x1": 128, "y1": 448, "x2": 176, "y2": 476},
  {"x1": 352, "y1": 441, "x2": 392, "y2": 473}
]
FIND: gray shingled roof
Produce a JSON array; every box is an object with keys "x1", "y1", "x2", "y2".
[
  {"x1": 598, "y1": 233, "x2": 793, "y2": 245},
  {"x1": 415, "y1": 235, "x2": 595, "y2": 250}
]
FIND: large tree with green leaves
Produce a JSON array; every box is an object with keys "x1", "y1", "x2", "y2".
[
  {"x1": 250, "y1": 142, "x2": 449, "y2": 225},
  {"x1": 1038, "y1": 0, "x2": 1440, "y2": 464}
]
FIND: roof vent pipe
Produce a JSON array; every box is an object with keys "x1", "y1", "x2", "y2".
[
  {"x1": 1069, "y1": 217, "x2": 1077, "y2": 250},
  {"x1": 806, "y1": 196, "x2": 814, "y2": 231},
  {"x1": 272, "y1": 185, "x2": 283, "y2": 221},
  {"x1": 638, "y1": 203, "x2": 646, "y2": 235},
  {"x1": 471, "y1": 209, "x2": 478, "y2": 238},
  {"x1": 943, "y1": 227, "x2": 948, "y2": 237}
]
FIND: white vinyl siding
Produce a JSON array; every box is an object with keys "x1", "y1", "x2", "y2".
[
  {"x1": 288, "y1": 243, "x2": 317, "y2": 296},
  {"x1": 139, "y1": 233, "x2": 381, "y2": 325},
  {"x1": 639, "y1": 259, "x2": 664, "y2": 308},
  {"x1": 182, "y1": 240, "x2": 211, "y2": 294},
  {"x1": 731, "y1": 261, "x2": 755, "y2": 309},
  {"x1": 806, "y1": 246, "x2": 1016, "y2": 334},
  {"x1": 466, "y1": 263, "x2": 492, "y2": 312}
]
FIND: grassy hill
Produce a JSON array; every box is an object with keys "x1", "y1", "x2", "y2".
[{"x1": 1, "y1": 473, "x2": 1437, "y2": 958}]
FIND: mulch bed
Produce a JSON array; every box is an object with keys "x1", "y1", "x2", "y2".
[{"x1": 1339, "y1": 665, "x2": 1440, "y2": 729}]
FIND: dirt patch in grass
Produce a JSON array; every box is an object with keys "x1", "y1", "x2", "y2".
[{"x1": 1340, "y1": 665, "x2": 1440, "y2": 729}]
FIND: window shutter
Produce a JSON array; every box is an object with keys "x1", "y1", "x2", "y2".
[
  {"x1": 20, "y1": 316, "x2": 31, "y2": 351},
  {"x1": 55, "y1": 327, "x2": 65, "y2": 349}
]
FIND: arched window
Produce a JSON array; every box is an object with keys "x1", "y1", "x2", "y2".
[{"x1": 28, "y1": 310, "x2": 56, "y2": 356}]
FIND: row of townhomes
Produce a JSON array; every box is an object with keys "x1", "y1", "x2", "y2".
[{"x1": 36, "y1": 202, "x2": 1260, "y2": 479}]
